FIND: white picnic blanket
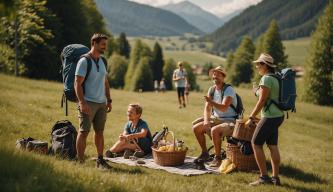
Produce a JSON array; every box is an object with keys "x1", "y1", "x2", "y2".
[{"x1": 104, "y1": 155, "x2": 219, "y2": 176}]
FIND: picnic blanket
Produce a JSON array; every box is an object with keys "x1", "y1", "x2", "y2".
[{"x1": 103, "y1": 155, "x2": 219, "y2": 176}]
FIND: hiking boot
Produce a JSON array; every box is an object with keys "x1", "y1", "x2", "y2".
[
  {"x1": 105, "y1": 150, "x2": 121, "y2": 158},
  {"x1": 183, "y1": 103, "x2": 186, "y2": 108},
  {"x1": 249, "y1": 175, "x2": 272, "y2": 186},
  {"x1": 271, "y1": 176, "x2": 281, "y2": 186},
  {"x1": 193, "y1": 151, "x2": 210, "y2": 163},
  {"x1": 96, "y1": 158, "x2": 111, "y2": 170},
  {"x1": 133, "y1": 150, "x2": 145, "y2": 158},
  {"x1": 209, "y1": 155, "x2": 222, "y2": 167},
  {"x1": 123, "y1": 149, "x2": 134, "y2": 159}
]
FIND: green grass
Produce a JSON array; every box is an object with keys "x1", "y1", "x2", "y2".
[
  {"x1": 0, "y1": 73, "x2": 332, "y2": 192},
  {"x1": 283, "y1": 37, "x2": 311, "y2": 67}
]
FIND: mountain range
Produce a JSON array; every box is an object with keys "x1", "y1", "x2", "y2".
[
  {"x1": 94, "y1": 0, "x2": 203, "y2": 36},
  {"x1": 161, "y1": 1, "x2": 223, "y2": 33},
  {"x1": 206, "y1": 0, "x2": 329, "y2": 53}
]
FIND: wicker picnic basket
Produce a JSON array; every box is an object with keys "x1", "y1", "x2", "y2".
[
  {"x1": 232, "y1": 118, "x2": 259, "y2": 141},
  {"x1": 152, "y1": 131, "x2": 187, "y2": 166},
  {"x1": 226, "y1": 143, "x2": 258, "y2": 171}
]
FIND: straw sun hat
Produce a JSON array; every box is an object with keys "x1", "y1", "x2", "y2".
[{"x1": 253, "y1": 53, "x2": 276, "y2": 68}]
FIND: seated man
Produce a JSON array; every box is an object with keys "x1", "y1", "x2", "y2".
[
  {"x1": 192, "y1": 66, "x2": 237, "y2": 167},
  {"x1": 106, "y1": 104, "x2": 152, "y2": 158}
]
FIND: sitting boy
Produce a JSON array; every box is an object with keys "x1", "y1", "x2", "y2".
[{"x1": 106, "y1": 104, "x2": 153, "y2": 158}]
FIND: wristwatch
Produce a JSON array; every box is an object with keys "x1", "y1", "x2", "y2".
[{"x1": 107, "y1": 98, "x2": 112, "y2": 103}]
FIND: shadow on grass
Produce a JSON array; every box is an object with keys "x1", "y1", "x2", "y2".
[
  {"x1": 0, "y1": 148, "x2": 127, "y2": 192},
  {"x1": 266, "y1": 161, "x2": 327, "y2": 184},
  {"x1": 282, "y1": 183, "x2": 323, "y2": 192},
  {"x1": 110, "y1": 166, "x2": 144, "y2": 175}
]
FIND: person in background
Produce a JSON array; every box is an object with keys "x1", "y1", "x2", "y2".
[
  {"x1": 159, "y1": 78, "x2": 166, "y2": 93},
  {"x1": 154, "y1": 80, "x2": 159, "y2": 93},
  {"x1": 173, "y1": 61, "x2": 188, "y2": 108}
]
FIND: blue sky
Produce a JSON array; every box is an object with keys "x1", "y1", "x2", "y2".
[{"x1": 130, "y1": 0, "x2": 262, "y2": 17}]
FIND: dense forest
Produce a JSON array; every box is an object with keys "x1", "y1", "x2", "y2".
[{"x1": 206, "y1": 0, "x2": 329, "y2": 53}]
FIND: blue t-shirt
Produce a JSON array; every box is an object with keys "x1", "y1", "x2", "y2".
[
  {"x1": 211, "y1": 86, "x2": 237, "y2": 121},
  {"x1": 124, "y1": 119, "x2": 152, "y2": 154},
  {"x1": 75, "y1": 57, "x2": 107, "y2": 103}
]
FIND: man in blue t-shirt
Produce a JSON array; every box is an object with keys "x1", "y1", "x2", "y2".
[
  {"x1": 75, "y1": 33, "x2": 112, "y2": 169},
  {"x1": 192, "y1": 66, "x2": 237, "y2": 167},
  {"x1": 106, "y1": 104, "x2": 152, "y2": 158}
]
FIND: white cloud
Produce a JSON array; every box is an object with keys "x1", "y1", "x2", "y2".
[
  {"x1": 129, "y1": 0, "x2": 183, "y2": 7},
  {"x1": 208, "y1": 0, "x2": 262, "y2": 17}
]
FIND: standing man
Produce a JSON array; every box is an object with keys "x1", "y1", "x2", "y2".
[
  {"x1": 192, "y1": 66, "x2": 237, "y2": 167},
  {"x1": 75, "y1": 33, "x2": 112, "y2": 169},
  {"x1": 173, "y1": 61, "x2": 188, "y2": 108}
]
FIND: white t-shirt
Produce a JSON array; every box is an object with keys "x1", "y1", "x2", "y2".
[
  {"x1": 173, "y1": 69, "x2": 187, "y2": 88},
  {"x1": 211, "y1": 86, "x2": 237, "y2": 121}
]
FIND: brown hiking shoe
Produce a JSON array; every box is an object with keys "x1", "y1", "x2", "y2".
[
  {"x1": 209, "y1": 156, "x2": 222, "y2": 167},
  {"x1": 194, "y1": 151, "x2": 210, "y2": 163},
  {"x1": 249, "y1": 176, "x2": 273, "y2": 186}
]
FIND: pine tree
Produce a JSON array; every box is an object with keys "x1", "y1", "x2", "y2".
[
  {"x1": 151, "y1": 42, "x2": 164, "y2": 81},
  {"x1": 116, "y1": 32, "x2": 130, "y2": 59},
  {"x1": 262, "y1": 20, "x2": 288, "y2": 70},
  {"x1": 228, "y1": 36, "x2": 255, "y2": 86},
  {"x1": 124, "y1": 40, "x2": 152, "y2": 90},
  {"x1": 131, "y1": 57, "x2": 154, "y2": 91},
  {"x1": 252, "y1": 34, "x2": 265, "y2": 83},
  {"x1": 163, "y1": 58, "x2": 176, "y2": 90},
  {"x1": 304, "y1": 1, "x2": 333, "y2": 106},
  {"x1": 226, "y1": 51, "x2": 234, "y2": 72},
  {"x1": 183, "y1": 61, "x2": 198, "y2": 91},
  {"x1": 107, "y1": 54, "x2": 128, "y2": 89}
]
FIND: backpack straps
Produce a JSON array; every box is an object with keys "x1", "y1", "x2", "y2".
[{"x1": 209, "y1": 84, "x2": 237, "y2": 118}]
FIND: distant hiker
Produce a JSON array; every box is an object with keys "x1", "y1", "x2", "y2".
[
  {"x1": 248, "y1": 53, "x2": 284, "y2": 186},
  {"x1": 159, "y1": 78, "x2": 166, "y2": 93},
  {"x1": 75, "y1": 33, "x2": 112, "y2": 169},
  {"x1": 106, "y1": 104, "x2": 152, "y2": 158},
  {"x1": 192, "y1": 66, "x2": 238, "y2": 167},
  {"x1": 173, "y1": 61, "x2": 188, "y2": 108},
  {"x1": 154, "y1": 80, "x2": 159, "y2": 93}
]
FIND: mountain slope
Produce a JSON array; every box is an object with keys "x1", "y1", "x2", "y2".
[
  {"x1": 94, "y1": 0, "x2": 202, "y2": 36},
  {"x1": 206, "y1": 0, "x2": 329, "y2": 53},
  {"x1": 161, "y1": 1, "x2": 223, "y2": 33}
]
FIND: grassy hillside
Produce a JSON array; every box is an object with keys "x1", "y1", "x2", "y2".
[
  {"x1": 283, "y1": 37, "x2": 311, "y2": 66},
  {"x1": 0, "y1": 74, "x2": 332, "y2": 191},
  {"x1": 129, "y1": 36, "x2": 224, "y2": 67}
]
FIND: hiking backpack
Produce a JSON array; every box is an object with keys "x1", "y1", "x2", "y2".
[
  {"x1": 60, "y1": 44, "x2": 107, "y2": 115},
  {"x1": 209, "y1": 84, "x2": 244, "y2": 119},
  {"x1": 50, "y1": 120, "x2": 77, "y2": 160},
  {"x1": 265, "y1": 68, "x2": 297, "y2": 117}
]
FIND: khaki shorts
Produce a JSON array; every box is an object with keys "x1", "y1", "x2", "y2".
[
  {"x1": 192, "y1": 116, "x2": 235, "y2": 137},
  {"x1": 78, "y1": 101, "x2": 107, "y2": 132}
]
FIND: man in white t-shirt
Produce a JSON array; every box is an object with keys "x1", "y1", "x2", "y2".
[
  {"x1": 192, "y1": 66, "x2": 237, "y2": 167},
  {"x1": 173, "y1": 61, "x2": 188, "y2": 108}
]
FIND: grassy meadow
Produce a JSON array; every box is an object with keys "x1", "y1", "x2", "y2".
[
  {"x1": 283, "y1": 37, "x2": 311, "y2": 67},
  {"x1": 0, "y1": 74, "x2": 332, "y2": 192}
]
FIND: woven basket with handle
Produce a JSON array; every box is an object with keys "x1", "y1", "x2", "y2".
[{"x1": 152, "y1": 131, "x2": 187, "y2": 166}]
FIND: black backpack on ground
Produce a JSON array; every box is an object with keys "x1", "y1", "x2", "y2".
[
  {"x1": 209, "y1": 84, "x2": 244, "y2": 119},
  {"x1": 60, "y1": 44, "x2": 107, "y2": 115},
  {"x1": 50, "y1": 120, "x2": 77, "y2": 160}
]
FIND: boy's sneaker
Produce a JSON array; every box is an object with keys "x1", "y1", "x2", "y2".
[
  {"x1": 271, "y1": 176, "x2": 281, "y2": 186},
  {"x1": 249, "y1": 175, "x2": 272, "y2": 186},
  {"x1": 133, "y1": 150, "x2": 145, "y2": 158},
  {"x1": 193, "y1": 151, "x2": 210, "y2": 163},
  {"x1": 123, "y1": 149, "x2": 134, "y2": 159},
  {"x1": 96, "y1": 158, "x2": 111, "y2": 170}
]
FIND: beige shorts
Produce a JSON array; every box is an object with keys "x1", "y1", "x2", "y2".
[
  {"x1": 192, "y1": 116, "x2": 235, "y2": 137},
  {"x1": 78, "y1": 101, "x2": 107, "y2": 132}
]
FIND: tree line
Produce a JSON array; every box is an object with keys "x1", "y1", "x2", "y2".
[{"x1": 225, "y1": 0, "x2": 333, "y2": 107}]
